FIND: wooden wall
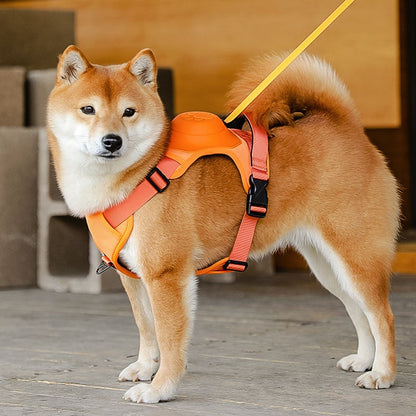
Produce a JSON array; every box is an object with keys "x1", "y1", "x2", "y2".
[{"x1": 2, "y1": 0, "x2": 400, "y2": 127}]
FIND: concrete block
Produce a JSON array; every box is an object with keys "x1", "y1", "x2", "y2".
[
  {"x1": 37, "y1": 129, "x2": 122, "y2": 293},
  {"x1": 0, "y1": 67, "x2": 25, "y2": 126},
  {"x1": 0, "y1": 9, "x2": 74, "y2": 70},
  {"x1": 0, "y1": 127, "x2": 38, "y2": 287},
  {"x1": 27, "y1": 69, "x2": 56, "y2": 127}
]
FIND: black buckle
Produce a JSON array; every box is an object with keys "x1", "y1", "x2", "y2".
[
  {"x1": 146, "y1": 167, "x2": 170, "y2": 193},
  {"x1": 223, "y1": 259, "x2": 248, "y2": 272},
  {"x1": 246, "y1": 175, "x2": 268, "y2": 218}
]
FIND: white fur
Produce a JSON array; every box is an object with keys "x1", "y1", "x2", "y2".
[
  {"x1": 60, "y1": 50, "x2": 88, "y2": 83},
  {"x1": 118, "y1": 276, "x2": 160, "y2": 382},
  {"x1": 119, "y1": 233, "x2": 144, "y2": 277},
  {"x1": 49, "y1": 109, "x2": 164, "y2": 216},
  {"x1": 123, "y1": 379, "x2": 177, "y2": 403},
  {"x1": 269, "y1": 226, "x2": 394, "y2": 388},
  {"x1": 273, "y1": 226, "x2": 363, "y2": 302},
  {"x1": 271, "y1": 228, "x2": 375, "y2": 361},
  {"x1": 130, "y1": 54, "x2": 156, "y2": 86}
]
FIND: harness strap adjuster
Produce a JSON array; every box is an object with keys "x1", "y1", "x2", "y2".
[
  {"x1": 223, "y1": 259, "x2": 248, "y2": 272},
  {"x1": 146, "y1": 166, "x2": 170, "y2": 193},
  {"x1": 246, "y1": 175, "x2": 269, "y2": 218}
]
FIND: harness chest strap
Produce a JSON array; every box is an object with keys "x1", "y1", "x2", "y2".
[
  {"x1": 85, "y1": 157, "x2": 180, "y2": 279},
  {"x1": 86, "y1": 112, "x2": 269, "y2": 278},
  {"x1": 104, "y1": 156, "x2": 180, "y2": 228}
]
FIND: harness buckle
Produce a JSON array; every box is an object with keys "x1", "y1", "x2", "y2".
[
  {"x1": 146, "y1": 167, "x2": 170, "y2": 193},
  {"x1": 223, "y1": 259, "x2": 248, "y2": 272},
  {"x1": 246, "y1": 175, "x2": 268, "y2": 218}
]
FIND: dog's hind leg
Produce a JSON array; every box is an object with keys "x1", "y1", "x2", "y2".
[
  {"x1": 123, "y1": 268, "x2": 198, "y2": 403},
  {"x1": 295, "y1": 229, "x2": 395, "y2": 388},
  {"x1": 298, "y1": 243, "x2": 375, "y2": 372},
  {"x1": 118, "y1": 274, "x2": 160, "y2": 382}
]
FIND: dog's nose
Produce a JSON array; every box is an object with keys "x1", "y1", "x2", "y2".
[{"x1": 102, "y1": 134, "x2": 123, "y2": 153}]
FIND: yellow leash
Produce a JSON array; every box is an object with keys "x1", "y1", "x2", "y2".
[{"x1": 224, "y1": 0, "x2": 356, "y2": 123}]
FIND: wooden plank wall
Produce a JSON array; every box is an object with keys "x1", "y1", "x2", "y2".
[{"x1": 2, "y1": 0, "x2": 400, "y2": 127}]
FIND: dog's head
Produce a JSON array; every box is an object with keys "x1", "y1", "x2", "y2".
[{"x1": 47, "y1": 45, "x2": 167, "y2": 174}]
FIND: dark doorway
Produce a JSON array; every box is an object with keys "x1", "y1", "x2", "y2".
[{"x1": 404, "y1": 0, "x2": 416, "y2": 228}]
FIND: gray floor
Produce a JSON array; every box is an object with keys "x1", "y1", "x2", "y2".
[{"x1": 0, "y1": 272, "x2": 415, "y2": 416}]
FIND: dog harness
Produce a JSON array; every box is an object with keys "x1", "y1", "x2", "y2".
[{"x1": 85, "y1": 111, "x2": 269, "y2": 279}]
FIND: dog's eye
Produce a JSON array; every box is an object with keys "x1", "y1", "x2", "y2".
[
  {"x1": 80, "y1": 106, "x2": 95, "y2": 115},
  {"x1": 123, "y1": 108, "x2": 136, "y2": 117}
]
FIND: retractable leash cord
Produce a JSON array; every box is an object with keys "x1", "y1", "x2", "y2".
[
  {"x1": 225, "y1": 0, "x2": 356, "y2": 123},
  {"x1": 91, "y1": 0, "x2": 356, "y2": 278}
]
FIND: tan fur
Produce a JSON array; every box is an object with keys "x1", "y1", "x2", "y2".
[{"x1": 48, "y1": 47, "x2": 400, "y2": 402}]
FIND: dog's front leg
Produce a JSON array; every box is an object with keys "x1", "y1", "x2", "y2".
[
  {"x1": 123, "y1": 268, "x2": 197, "y2": 404},
  {"x1": 118, "y1": 275, "x2": 160, "y2": 382}
]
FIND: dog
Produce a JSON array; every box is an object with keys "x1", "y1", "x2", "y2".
[{"x1": 47, "y1": 45, "x2": 400, "y2": 403}]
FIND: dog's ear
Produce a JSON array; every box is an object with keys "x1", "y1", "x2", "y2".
[
  {"x1": 128, "y1": 49, "x2": 157, "y2": 90},
  {"x1": 56, "y1": 45, "x2": 92, "y2": 86}
]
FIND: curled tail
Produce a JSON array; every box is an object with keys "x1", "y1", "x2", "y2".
[{"x1": 226, "y1": 53, "x2": 361, "y2": 131}]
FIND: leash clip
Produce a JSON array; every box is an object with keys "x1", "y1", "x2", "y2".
[{"x1": 96, "y1": 255, "x2": 114, "y2": 275}]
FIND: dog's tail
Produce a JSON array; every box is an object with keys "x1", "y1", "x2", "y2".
[{"x1": 226, "y1": 52, "x2": 361, "y2": 131}]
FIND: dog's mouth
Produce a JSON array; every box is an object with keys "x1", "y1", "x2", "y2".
[{"x1": 97, "y1": 151, "x2": 122, "y2": 159}]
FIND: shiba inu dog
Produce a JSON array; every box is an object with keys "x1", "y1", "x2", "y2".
[{"x1": 47, "y1": 45, "x2": 400, "y2": 403}]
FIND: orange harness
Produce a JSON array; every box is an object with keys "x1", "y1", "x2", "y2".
[{"x1": 85, "y1": 111, "x2": 269, "y2": 279}]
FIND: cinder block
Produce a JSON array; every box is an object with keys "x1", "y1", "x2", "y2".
[
  {"x1": 27, "y1": 69, "x2": 57, "y2": 127},
  {"x1": 0, "y1": 127, "x2": 38, "y2": 288},
  {"x1": 0, "y1": 9, "x2": 74, "y2": 70},
  {"x1": 0, "y1": 67, "x2": 25, "y2": 126},
  {"x1": 37, "y1": 129, "x2": 122, "y2": 293}
]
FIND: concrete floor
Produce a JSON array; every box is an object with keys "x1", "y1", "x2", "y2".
[{"x1": 0, "y1": 272, "x2": 415, "y2": 416}]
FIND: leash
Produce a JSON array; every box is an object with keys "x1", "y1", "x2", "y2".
[{"x1": 224, "y1": 0, "x2": 356, "y2": 123}]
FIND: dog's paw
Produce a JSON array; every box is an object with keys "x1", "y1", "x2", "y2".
[
  {"x1": 337, "y1": 354, "x2": 373, "y2": 372},
  {"x1": 118, "y1": 359, "x2": 159, "y2": 382},
  {"x1": 355, "y1": 371, "x2": 394, "y2": 389},
  {"x1": 123, "y1": 382, "x2": 174, "y2": 403}
]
